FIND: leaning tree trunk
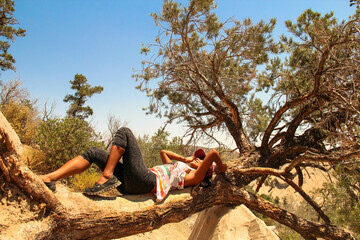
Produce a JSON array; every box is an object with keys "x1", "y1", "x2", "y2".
[{"x1": 0, "y1": 111, "x2": 355, "y2": 240}]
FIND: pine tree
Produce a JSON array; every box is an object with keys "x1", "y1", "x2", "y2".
[
  {"x1": 63, "y1": 74, "x2": 103, "y2": 120},
  {"x1": 0, "y1": 0, "x2": 26, "y2": 71},
  {"x1": 134, "y1": 0, "x2": 360, "y2": 238}
]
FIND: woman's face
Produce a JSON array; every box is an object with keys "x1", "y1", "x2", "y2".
[{"x1": 190, "y1": 158, "x2": 202, "y2": 169}]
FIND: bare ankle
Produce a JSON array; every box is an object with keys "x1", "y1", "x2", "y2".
[
  {"x1": 96, "y1": 174, "x2": 113, "y2": 184},
  {"x1": 39, "y1": 175, "x2": 51, "y2": 183},
  {"x1": 101, "y1": 172, "x2": 113, "y2": 179}
]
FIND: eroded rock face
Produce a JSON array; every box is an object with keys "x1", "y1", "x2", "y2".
[
  {"x1": 124, "y1": 205, "x2": 279, "y2": 240},
  {"x1": 122, "y1": 211, "x2": 198, "y2": 240},
  {"x1": 189, "y1": 205, "x2": 279, "y2": 240}
]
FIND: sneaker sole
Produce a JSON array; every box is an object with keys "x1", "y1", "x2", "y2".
[{"x1": 83, "y1": 181, "x2": 121, "y2": 195}]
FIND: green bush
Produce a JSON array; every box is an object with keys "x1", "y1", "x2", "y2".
[
  {"x1": 35, "y1": 117, "x2": 104, "y2": 172},
  {"x1": 319, "y1": 164, "x2": 360, "y2": 238},
  {"x1": 137, "y1": 128, "x2": 185, "y2": 168}
]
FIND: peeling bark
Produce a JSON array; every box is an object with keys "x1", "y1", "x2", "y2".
[{"x1": 0, "y1": 111, "x2": 65, "y2": 215}]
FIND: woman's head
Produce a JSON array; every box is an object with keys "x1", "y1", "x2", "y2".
[
  {"x1": 190, "y1": 149, "x2": 206, "y2": 169},
  {"x1": 194, "y1": 149, "x2": 206, "y2": 160}
]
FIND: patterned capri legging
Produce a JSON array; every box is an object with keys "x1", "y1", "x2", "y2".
[{"x1": 81, "y1": 127, "x2": 156, "y2": 194}]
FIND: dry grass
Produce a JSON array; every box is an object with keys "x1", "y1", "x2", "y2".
[{"x1": 21, "y1": 145, "x2": 47, "y2": 173}]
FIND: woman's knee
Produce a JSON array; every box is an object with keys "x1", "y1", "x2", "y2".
[
  {"x1": 113, "y1": 127, "x2": 137, "y2": 149},
  {"x1": 115, "y1": 127, "x2": 131, "y2": 135},
  {"x1": 81, "y1": 147, "x2": 103, "y2": 163}
]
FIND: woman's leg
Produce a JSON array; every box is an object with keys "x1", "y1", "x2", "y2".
[
  {"x1": 39, "y1": 147, "x2": 125, "y2": 194},
  {"x1": 82, "y1": 146, "x2": 124, "y2": 195},
  {"x1": 39, "y1": 155, "x2": 91, "y2": 183},
  {"x1": 112, "y1": 127, "x2": 156, "y2": 194},
  {"x1": 96, "y1": 145, "x2": 125, "y2": 184},
  {"x1": 80, "y1": 147, "x2": 124, "y2": 182},
  {"x1": 84, "y1": 127, "x2": 155, "y2": 195}
]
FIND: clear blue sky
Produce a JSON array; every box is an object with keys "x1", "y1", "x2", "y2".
[{"x1": 1, "y1": 0, "x2": 355, "y2": 145}]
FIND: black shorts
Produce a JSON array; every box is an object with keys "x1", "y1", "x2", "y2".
[{"x1": 81, "y1": 127, "x2": 156, "y2": 194}]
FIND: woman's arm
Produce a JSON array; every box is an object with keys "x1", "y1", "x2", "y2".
[
  {"x1": 184, "y1": 149, "x2": 227, "y2": 186},
  {"x1": 160, "y1": 150, "x2": 193, "y2": 164}
]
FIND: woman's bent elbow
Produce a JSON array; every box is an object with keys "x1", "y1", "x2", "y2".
[{"x1": 208, "y1": 149, "x2": 220, "y2": 158}]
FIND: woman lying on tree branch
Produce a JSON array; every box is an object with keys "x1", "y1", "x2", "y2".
[{"x1": 39, "y1": 127, "x2": 227, "y2": 202}]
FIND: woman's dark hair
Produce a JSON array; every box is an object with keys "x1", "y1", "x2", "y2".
[{"x1": 194, "y1": 149, "x2": 206, "y2": 160}]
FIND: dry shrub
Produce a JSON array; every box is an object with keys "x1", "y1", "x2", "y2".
[
  {"x1": 68, "y1": 168, "x2": 120, "y2": 197},
  {"x1": 21, "y1": 145, "x2": 47, "y2": 173},
  {"x1": 68, "y1": 168, "x2": 100, "y2": 192}
]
